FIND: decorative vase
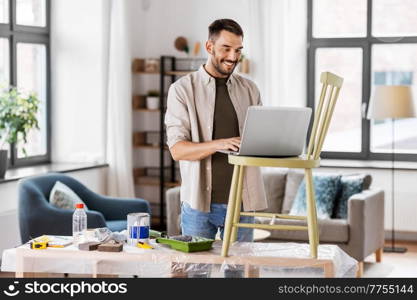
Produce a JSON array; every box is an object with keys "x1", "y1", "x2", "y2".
[
  {"x1": 0, "y1": 149, "x2": 8, "y2": 179},
  {"x1": 146, "y1": 96, "x2": 160, "y2": 110}
]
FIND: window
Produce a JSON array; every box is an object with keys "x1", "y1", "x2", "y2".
[
  {"x1": 0, "y1": 0, "x2": 50, "y2": 167},
  {"x1": 308, "y1": 0, "x2": 417, "y2": 161}
]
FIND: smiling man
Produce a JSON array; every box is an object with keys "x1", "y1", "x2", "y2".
[{"x1": 165, "y1": 19, "x2": 267, "y2": 242}]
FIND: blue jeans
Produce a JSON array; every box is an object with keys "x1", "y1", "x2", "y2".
[{"x1": 180, "y1": 202, "x2": 254, "y2": 242}]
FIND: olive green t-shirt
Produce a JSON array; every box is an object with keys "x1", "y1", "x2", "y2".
[{"x1": 211, "y1": 77, "x2": 240, "y2": 204}]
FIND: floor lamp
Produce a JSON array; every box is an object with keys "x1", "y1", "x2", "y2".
[{"x1": 367, "y1": 85, "x2": 416, "y2": 253}]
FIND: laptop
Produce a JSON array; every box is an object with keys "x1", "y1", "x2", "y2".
[{"x1": 217, "y1": 106, "x2": 312, "y2": 157}]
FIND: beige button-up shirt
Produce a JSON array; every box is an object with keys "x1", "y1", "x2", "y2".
[{"x1": 165, "y1": 65, "x2": 267, "y2": 213}]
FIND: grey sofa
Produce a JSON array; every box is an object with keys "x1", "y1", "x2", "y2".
[{"x1": 166, "y1": 168, "x2": 385, "y2": 265}]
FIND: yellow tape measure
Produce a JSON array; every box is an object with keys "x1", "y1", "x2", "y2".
[
  {"x1": 30, "y1": 235, "x2": 50, "y2": 250},
  {"x1": 30, "y1": 241, "x2": 48, "y2": 249}
]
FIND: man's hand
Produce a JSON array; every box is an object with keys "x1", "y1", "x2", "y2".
[
  {"x1": 170, "y1": 137, "x2": 241, "y2": 161},
  {"x1": 213, "y1": 137, "x2": 241, "y2": 152}
]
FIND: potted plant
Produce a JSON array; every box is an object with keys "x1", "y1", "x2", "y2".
[
  {"x1": 0, "y1": 86, "x2": 40, "y2": 178},
  {"x1": 146, "y1": 90, "x2": 160, "y2": 110}
]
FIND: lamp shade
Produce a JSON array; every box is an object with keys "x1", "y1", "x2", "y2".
[{"x1": 367, "y1": 85, "x2": 416, "y2": 120}]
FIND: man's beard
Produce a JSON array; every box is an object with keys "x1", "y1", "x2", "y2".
[{"x1": 211, "y1": 51, "x2": 238, "y2": 76}]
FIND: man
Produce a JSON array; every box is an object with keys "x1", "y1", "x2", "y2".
[{"x1": 165, "y1": 19, "x2": 267, "y2": 242}]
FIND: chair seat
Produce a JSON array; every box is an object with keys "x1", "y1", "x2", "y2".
[
  {"x1": 256, "y1": 217, "x2": 349, "y2": 243},
  {"x1": 228, "y1": 155, "x2": 320, "y2": 169},
  {"x1": 105, "y1": 220, "x2": 127, "y2": 232}
]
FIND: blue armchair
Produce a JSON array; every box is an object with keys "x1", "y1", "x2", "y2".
[{"x1": 18, "y1": 173, "x2": 150, "y2": 243}]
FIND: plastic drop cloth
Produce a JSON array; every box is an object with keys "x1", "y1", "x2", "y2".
[{"x1": 1, "y1": 241, "x2": 357, "y2": 278}]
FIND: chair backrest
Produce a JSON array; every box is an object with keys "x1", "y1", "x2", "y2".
[
  {"x1": 306, "y1": 72, "x2": 344, "y2": 160},
  {"x1": 19, "y1": 173, "x2": 94, "y2": 201}
]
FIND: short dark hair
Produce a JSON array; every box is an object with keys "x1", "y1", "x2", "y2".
[{"x1": 208, "y1": 19, "x2": 244, "y2": 41}]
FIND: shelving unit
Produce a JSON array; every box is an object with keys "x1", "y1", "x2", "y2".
[{"x1": 132, "y1": 56, "x2": 205, "y2": 229}]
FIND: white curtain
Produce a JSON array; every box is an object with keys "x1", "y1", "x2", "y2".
[
  {"x1": 246, "y1": 0, "x2": 307, "y2": 107},
  {"x1": 106, "y1": 0, "x2": 135, "y2": 197}
]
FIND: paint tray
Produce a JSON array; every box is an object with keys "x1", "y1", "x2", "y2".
[{"x1": 156, "y1": 236, "x2": 214, "y2": 253}]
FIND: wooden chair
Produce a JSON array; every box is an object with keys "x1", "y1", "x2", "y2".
[{"x1": 221, "y1": 71, "x2": 344, "y2": 258}]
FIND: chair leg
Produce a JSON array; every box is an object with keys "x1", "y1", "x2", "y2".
[
  {"x1": 375, "y1": 248, "x2": 382, "y2": 263},
  {"x1": 305, "y1": 168, "x2": 319, "y2": 258},
  {"x1": 221, "y1": 165, "x2": 240, "y2": 257},
  {"x1": 231, "y1": 166, "x2": 245, "y2": 242}
]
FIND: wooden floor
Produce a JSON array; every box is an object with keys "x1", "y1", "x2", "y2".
[
  {"x1": 363, "y1": 241, "x2": 417, "y2": 277},
  {"x1": 1, "y1": 241, "x2": 416, "y2": 278}
]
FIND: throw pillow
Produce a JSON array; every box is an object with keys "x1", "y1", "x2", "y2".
[
  {"x1": 49, "y1": 181, "x2": 88, "y2": 210},
  {"x1": 333, "y1": 175, "x2": 365, "y2": 219},
  {"x1": 289, "y1": 174, "x2": 341, "y2": 219}
]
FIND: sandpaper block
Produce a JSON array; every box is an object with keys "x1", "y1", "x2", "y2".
[
  {"x1": 78, "y1": 242, "x2": 101, "y2": 251},
  {"x1": 97, "y1": 242, "x2": 123, "y2": 252}
]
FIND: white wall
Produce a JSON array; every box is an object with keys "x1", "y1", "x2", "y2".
[
  {"x1": 0, "y1": 167, "x2": 108, "y2": 256},
  {"x1": 50, "y1": 0, "x2": 110, "y2": 163},
  {"x1": 130, "y1": 0, "x2": 250, "y2": 58}
]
